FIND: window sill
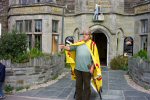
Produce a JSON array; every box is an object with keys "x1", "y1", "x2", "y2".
[
  {"x1": 34, "y1": 32, "x2": 43, "y2": 34},
  {"x1": 52, "y1": 33, "x2": 59, "y2": 35},
  {"x1": 139, "y1": 33, "x2": 148, "y2": 36}
]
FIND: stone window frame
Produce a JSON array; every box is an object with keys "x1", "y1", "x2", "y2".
[
  {"x1": 73, "y1": 28, "x2": 80, "y2": 42},
  {"x1": 140, "y1": 19, "x2": 149, "y2": 51}
]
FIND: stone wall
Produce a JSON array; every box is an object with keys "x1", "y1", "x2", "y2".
[
  {"x1": 128, "y1": 57, "x2": 150, "y2": 88},
  {"x1": 0, "y1": 0, "x2": 9, "y2": 34},
  {"x1": 0, "y1": 55, "x2": 65, "y2": 88}
]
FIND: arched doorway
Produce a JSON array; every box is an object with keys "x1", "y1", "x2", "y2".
[{"x1": 92, "y1": 31, "x2": 108, "y2": 66}]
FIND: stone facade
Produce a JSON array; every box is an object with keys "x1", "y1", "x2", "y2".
[
  {"x1": 128, "y1": 1, "x2": 150, "y2": 89},
  {"x1": 8, "y1": 2, "x2": 63, "y2": 54},
  {"x1": 128, "y1": 57, "x2": 150, "y2": 88},
  {"x1": 0, "y1": 55, "x2": 65, "y2": 88},
  {"x1": 63, "y1": 0, "x2": 136, "y2": 66},
  {"x1": 6, "y1": 0, "x2": 150, "y2": 66},
  {"x1": 0, "y1": 0, "x2": 9, "y2": 34},
  {"x1": 133, "y1": 2, "x2": 150, "y2": 55}
]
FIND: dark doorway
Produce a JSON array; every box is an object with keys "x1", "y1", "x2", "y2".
[{"x1": 92, "y1": 32, "x2": 107, "y2": 66}]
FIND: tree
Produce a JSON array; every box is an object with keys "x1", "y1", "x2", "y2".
[{"x1": 0, "y1": 30, "x2": 27, "y2": 60}]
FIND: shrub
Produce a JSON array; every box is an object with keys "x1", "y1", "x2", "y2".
[
  {"x1": 16, "y1": 87, "x2": 24, "y2": 91},
  {"x1": 133, "y1": 50, "x2": 148, "y2": 60},
  {"x1": 0, "y1": 30, "x2": 27, "y2": 60},
  {"x1": 0, "y1": 30, "x2": 44, "y2": 63},
  {"x1": 4, "y1": 84, "x2": 14, "y2": 93},
  {"x1": 28, "y1": 48, "x2": 44, "y2": 59},
  {"x1": 110, "y1": 55, "x2": 128, "y2": 70},
  {"x1": 12, "y1": 48, "x2": 44, "y2": 63},
  {"x1": 13, "y1": 52, "x2": 29, "y2": 63}
]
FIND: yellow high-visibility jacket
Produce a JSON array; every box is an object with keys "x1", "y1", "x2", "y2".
[{"x1": 65, "y1": 39, "x2": 102, "y2": 92}]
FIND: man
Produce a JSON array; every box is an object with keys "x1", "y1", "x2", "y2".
[
  {"x1": 0, "y1": 63, "x2": 6, "y2": 99},
  {"x1": 60, "y1": 28, "x2": 102, "y2": 100}
]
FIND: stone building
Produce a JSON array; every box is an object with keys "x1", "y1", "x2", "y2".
[
  {"x1": 64, "y1": 0, "x2": 150, "y2": 66},
  {"x1": 7, "y1": 0, "x2": 150, "y2": 66},
  {"x1": 0, "y1": 0, "x2": 9, "y2": 34},
  {"x1": 8, "y1": 0, "x2": 63, "y2": 54},
  {"x1": 64, "y1": 0, "x2": 136, "y2": 66},
  {"x1": 133, "y1": 0, "x2": 150, "y2": 57}
]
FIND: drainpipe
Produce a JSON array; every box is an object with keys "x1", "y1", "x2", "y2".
[
  {"x1": 61, "y1": 4, "x2": 68, "y2": 44},
  {"x1": 61, "y1": 6, "x2": 65, "y2": 44},
  {"x1": 0, "y1": 23, "x2": 1, "y2": 38}
]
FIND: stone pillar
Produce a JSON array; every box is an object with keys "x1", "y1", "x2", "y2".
[
  {"x1": 0, "y1": 23, "x2": 1, "y2": 37},
  {"x1": 148, "y1": 18, "x2": 150, "y2": 58}
]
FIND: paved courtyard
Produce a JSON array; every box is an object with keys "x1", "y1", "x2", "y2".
[{"x1": 5, "y1": 70, "x2": 150, "y2": 100}]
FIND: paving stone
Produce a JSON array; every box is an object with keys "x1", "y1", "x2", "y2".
[
  {"x1": 125, "y1": 97, "x2": 148, "y2": 100},
  {"x1": 109, "y1": 83, "x2": 134, "y2": 90},
  {"x1": 34, "y1": 90, "x2": 61, "y2": 98},
  {"x1": 14, "y1": 70, "x2": 150, "y2": 100},
  {"x1": 44, "y1": 86, "x2": 64, "y2": 91},
  {"x1": 58, "y1": 88, "x2": 72, "y2": 98},
  {"x1": 124, "y1": 90, "x2": 149, "y2": 97},
  {"x1": 102, "y1": 95, "x2": 124, "y2": 100}
]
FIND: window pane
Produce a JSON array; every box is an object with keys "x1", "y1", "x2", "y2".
[
  {"x1": 141, "y1": 36, "x2": 148, "y2": 51},
  {"x1": 25, "y1": 20, "x2": 32, "y2": 32},
  {"x1": 35, "y1": 0, "x2": 40, "y2": 3},
  {"x1": 52, "y1": 35, "x2": 59, "y2": 53},
  {"x1": 19, "y1": 0, "x2": 27, "y2": 4},
  {"x1": 35, "y1": 34, "x2": 42, "y2": 50},
  {"x1": 22, "y1": 0, "x2": 27, "y2": 4},
  {"x1": 141, "y1": 19, "x2": 148, "y2": 33},
  {"x1": 52, "y1": 20, "x2": 59, "y2": 33},
  {"x1": 35, "y1": 20, "x2": 42, "y2": 32},
  {"x1": 16, "y1": 20, "x2": 23, "y2": 32},
  {"x1": 28, "y1": 0, "x2": 35, "y2": 4},
  {"x1": 27, "y1": 34, "x2": 32, "y2": 50}
]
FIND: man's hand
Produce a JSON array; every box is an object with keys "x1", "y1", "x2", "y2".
[
  {"x1": 90, "y1": 64, "x2": 94, "y2": 74},
  {"x1": 59, "y1": 44, "x2": 70, "y2": 51},
  {"x1": 59, "y1": 44, "x2": 65, "y2": 49}
]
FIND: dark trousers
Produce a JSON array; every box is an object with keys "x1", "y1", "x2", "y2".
[
  {"x1": 75, "y1": 69, "x2": 91, "y2": 100},
  {"x1": 0, "y1": 82, "x2": 4, "y2": 97}
]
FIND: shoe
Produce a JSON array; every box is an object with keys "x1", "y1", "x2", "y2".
[{"x1": 0, "y1": 96, "x2": 5, "y2": 99}]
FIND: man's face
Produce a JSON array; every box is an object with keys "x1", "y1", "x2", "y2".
[{"x1": 83, "y1": 33, "x2": 90, "y2": 41}]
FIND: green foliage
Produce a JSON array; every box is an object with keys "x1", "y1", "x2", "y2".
[
  {"x1": 110, "y1": 55, "x2": 128, "y2": 70},
  {"x1": 16, "y1": 87, "x2": 24, "y2": 91},
  {"x1": 12, "y1": 48, "x2": 44, "y2": 63},
  {"x1": 25, "y1": 86, "x2": 30, "y2": 90},
  {"x1": 52, "y1": 75, "x2": 58, "y2": 80},
  {"x1": 28, "y1": 48, "x2": 44, "y2": 59},
  {"x1": 0, "y1": 30, "x2": 27, "y2": 60},
  {"x1": 0, "y1": 30, "x2": 44, "y2": 63},
  {"x1": 13, "y1": 52, "x2": 29, "y2": 63},
  {"x1": 4, "y1": 84, "x2": 14, "y2": 93},
  {"x1": 133, "y1": 50, "x2": 148, "y2": 60},
  {"x1": 65, "y1": 63, "x2": 71, "y2": 69}
]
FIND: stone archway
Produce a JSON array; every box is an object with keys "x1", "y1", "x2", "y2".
[
  {"x1": 93, "y1": 31, "x2": 107, "y2": 66},
  {"x1": 90, "y1": 25, "x2": 111, "y2": 67},
  {"x1": 73, "y1": 28, "x2": 80, "y2": 42}
]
